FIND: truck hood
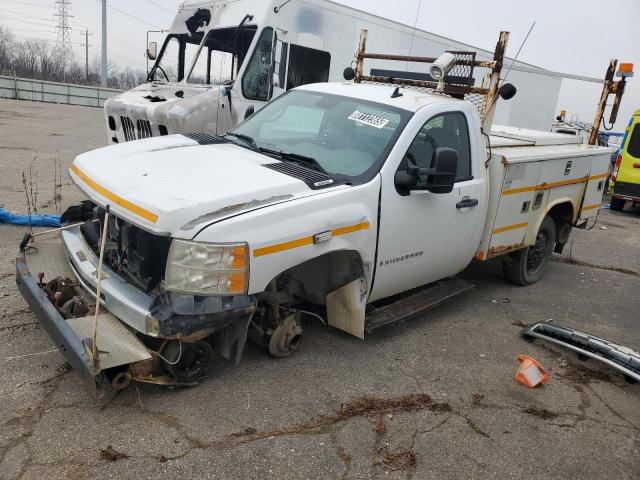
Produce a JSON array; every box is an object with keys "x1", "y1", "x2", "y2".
[{"x1": 70, "y1": 135, "x2": 343, "y2": 238}]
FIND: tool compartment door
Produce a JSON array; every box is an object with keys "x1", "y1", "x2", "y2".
[
  {"x1": 578, "y1": 151, "x2": 613, "y2": 220},
  {"x1": 485, "y1": 159, "x2": 542, "y2": 258}
]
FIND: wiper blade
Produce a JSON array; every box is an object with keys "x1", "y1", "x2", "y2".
[
  {"x1": 261, "y1": 148, "x2": 328, "y2": 174},
  {"x1": 225, "y1": 132, "x2": 259, "y2": 151}
]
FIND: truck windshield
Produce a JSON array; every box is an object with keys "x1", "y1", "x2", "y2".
[
  {"x1": 231, "y1": 90, "x2": 411, "y2": 181},
  {"x1": 149, "y1": 26, "x2": 257, "y2": 84}
]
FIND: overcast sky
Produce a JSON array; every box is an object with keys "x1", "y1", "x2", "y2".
[{"x1": 0, "y1": 0, "x2": 638, "y2": 130}]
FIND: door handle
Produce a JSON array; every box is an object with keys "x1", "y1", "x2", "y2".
[{"x1": 456, "y1": 197, "x2": 479, "y2": 209}]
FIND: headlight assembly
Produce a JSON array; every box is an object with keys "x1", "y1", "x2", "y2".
[{"x1": 165, "y1": 240, "x2": 249, "y2": 295}]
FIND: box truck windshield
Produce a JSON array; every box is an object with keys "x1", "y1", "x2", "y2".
[{"x1": 149, "y1": 26, "x2": 257, "y2": 84}]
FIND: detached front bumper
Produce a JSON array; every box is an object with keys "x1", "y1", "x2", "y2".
[
  {"x1": 15, "y1": 230, "x2": 257, "y2": 393},
  {"x1": 16, "y1": 251, "x2": 100, "y2": 393},
  {"x1": 15, "y1": 242, "x2": 153, "y2": 396}
]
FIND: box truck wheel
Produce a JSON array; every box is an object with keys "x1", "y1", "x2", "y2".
[
  {"x1": 610, "y1": 197, "x2": 625, "y2": 211},
  {"x1": 503, "y1": 216, "x2": 556, "y2": 286}
]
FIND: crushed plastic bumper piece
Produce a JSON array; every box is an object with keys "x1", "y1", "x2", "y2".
[{"x1": 515, "y1": 354, "x2": 549, "y2": 388}]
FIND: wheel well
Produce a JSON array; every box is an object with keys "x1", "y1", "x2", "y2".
[
  {"x1": 264, "y1": 250, "x2": 364, "y2": 306},
  {"x1": 547, "y1": 202, "x2": 574, "y2": 243}
]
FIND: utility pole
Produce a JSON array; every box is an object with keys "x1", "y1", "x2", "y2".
[
  {"x1": 101, "y1": 0, "x2": 107, "y2": 87},
  {"x1": 80, "y1": 29, "x2": 92, "y2": 83}
]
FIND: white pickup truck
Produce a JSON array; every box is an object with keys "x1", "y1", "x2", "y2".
[{"x1": 16, "y1": 38, "x2": 627, "y2": 394}]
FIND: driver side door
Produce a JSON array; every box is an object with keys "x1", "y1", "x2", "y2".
[{"x1": 370, "y1": 105, "x2": 486, "y2": 302}]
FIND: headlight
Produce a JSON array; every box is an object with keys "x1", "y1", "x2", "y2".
[{"x1": 165, "y1": 240, "x2": 249, "y2": 295}]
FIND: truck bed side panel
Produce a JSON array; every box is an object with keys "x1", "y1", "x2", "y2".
[{"x1": 480, "y1": 144, "x2": 614, "y2": 259}]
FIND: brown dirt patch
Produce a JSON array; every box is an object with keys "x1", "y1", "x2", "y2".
[
  {"x1": 522, "y1": 407, "x2": 559, "y2": 420},
  {"x1": 99, "y1": 445, "x2": 128, "y2": 462}
]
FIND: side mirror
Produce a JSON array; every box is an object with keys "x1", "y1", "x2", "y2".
[
  {"x1": 394, "y1": 147, "x2": 458, "y2": 196},
  {"x1": 147, "y1": 41, "x2": 158, "y2": 61},
  {"x1": 425, "y1": 147, "x2": 458, "y2": 194}
]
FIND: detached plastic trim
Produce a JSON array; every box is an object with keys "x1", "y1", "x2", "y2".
[{"x1": 522, "y1": 321, "x2": 640, "y2": 382}]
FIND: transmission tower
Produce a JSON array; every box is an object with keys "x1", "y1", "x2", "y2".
[{"x1": 53, "y1": 0, "x2": 74, "y2": 74}]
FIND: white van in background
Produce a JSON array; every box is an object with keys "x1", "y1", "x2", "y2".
[{"x1": 104, "y1": 0, "x2": 560, "y2": 145}]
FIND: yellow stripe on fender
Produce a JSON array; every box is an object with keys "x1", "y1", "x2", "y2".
[
  {"x1": 71, "y1": 164, "x2": 159, "y2": 224},
  {"x1": 253, "y1": 221, "x2": 370, "y2": 257}
]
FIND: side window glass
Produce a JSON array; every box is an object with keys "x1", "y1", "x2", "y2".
[
  {"x1": 286, "y1": 44, "x2": 331, "y2": 90},
  {"x1": 405, "y1": 112, "x2": 472, "y2": 182},
  {"x1": 187, "y1": 42, "x2": 209, "y2": 84},
  {"x1": 154, "y1": 37, "x2": 179, "y2": 82},
  {"x1": 242, "y1": 27, "x2": 274, "y2": 101},
  {"x1": 627, "y1": 124, "x2": 640, "y2": 159}
]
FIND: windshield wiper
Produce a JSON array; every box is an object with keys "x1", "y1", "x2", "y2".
[
  {"x1": 225, "y1": 132, "x2": 260, "y2": 151},
  {"x1": 260, "y1": 148, "x2": 329, "y2": 175}
]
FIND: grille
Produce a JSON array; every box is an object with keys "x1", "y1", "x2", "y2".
[
  {"x1": 264, "y1": 162, "x2": 335, "y2": 190},
  {"x1": 136, "y1": 119, "x2": 153, "y2": 139},
  {"x1": 120, "y1": 116, "x2": 136, "y2": 141}
]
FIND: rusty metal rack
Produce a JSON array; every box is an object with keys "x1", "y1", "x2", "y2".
[{"x1": 350, "y1": 29, "x2": 510, "y2": 131}]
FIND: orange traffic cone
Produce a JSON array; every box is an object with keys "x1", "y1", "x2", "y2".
[{"x1": 515, "y1": 355, "x2": 549, "y2": 388}]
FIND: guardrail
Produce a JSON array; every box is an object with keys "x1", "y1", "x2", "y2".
[{"x1": 0, "y1": 75, "x2": 122, "y2": 108}]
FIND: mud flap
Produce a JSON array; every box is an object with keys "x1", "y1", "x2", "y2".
[
  {"x1": 15, "y1": 242, "x2": 151, "y2": 397},
  {"x1": 326, "y1": 277, "x2": 367, "y2": 339}
]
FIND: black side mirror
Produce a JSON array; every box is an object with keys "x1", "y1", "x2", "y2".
[
  {"x1": 394, "y1": 147, "x2": 458, "y2": 196},
  {"x1": 425, "y1": 147, "x2": 458, "y2": 194},
  {"x1": 244, "y1": 105, "x2": 255, "y2": 120}
]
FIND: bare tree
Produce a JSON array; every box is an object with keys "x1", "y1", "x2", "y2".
[{"x1": 0, "y1": 23, "x2": 147, "y2": 90}]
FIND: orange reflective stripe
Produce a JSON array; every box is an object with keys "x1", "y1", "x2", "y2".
[
  {"x1": 582, "y1": 203, "x2": 601, "y2": 211},
  {"x1": 253, "y1": 222, "x2": 370, "y2": 257},
  {"x1": 71, "y1": 164, "x2": 159, "y2": 223},
  {"x1": 502, "y1": 175, "x2": 596, "y2": 196},
  {"x1": 588, "y1": 173, "x2": 609, "y2": 181},
  {"x1": 492, "y1": 222, "x2": 528, "y2": 234}
]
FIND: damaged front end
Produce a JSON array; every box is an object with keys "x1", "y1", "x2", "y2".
[{"x1": 16, "y1": 202, "x2": 256, "y2": 396}]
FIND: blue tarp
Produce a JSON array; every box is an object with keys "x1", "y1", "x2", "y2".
[{"x1": 0, "y1": 208, "x2": 61, "y2": 228}]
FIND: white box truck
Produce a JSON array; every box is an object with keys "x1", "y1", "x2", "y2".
[
  {"x1": 104, "y1": 0, "x2": 561, "y2": 145},
  {"x1": 16, "y1": 31, "x2": 630, "y2": 395}
]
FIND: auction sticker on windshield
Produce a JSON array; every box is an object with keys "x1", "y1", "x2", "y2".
[{"x1": 348, "y1": 111, "x2": 390, "y2": 129}]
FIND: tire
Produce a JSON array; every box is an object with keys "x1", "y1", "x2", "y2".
[
  {"x1": 503, "y1": 216, "x2": 556, "y2": 286},
  {"x1": 610, "y1": 197, "x2": 625, "y2": 212}
]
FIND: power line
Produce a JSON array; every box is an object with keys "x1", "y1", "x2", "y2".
[
  {"x1": 142, "y1": 0, "x2": 174, "y2": 15},
  {"x1": 93, "y1": 0, "x2": 162, "y2": 29},
  {"x1": 0, "y1": 7, "x2": 57, "y2": 24}
]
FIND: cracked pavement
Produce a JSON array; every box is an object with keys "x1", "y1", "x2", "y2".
[{"x1": 1, "y1": 99, "x2": 639, "y2": 479}]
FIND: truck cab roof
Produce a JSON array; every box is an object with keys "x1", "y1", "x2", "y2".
[{"x1": 295, "y1": 82, "x2": 458, "y2": 113}]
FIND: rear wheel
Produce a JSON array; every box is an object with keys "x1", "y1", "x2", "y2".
[
  {"x1": 610, "y1": 197, "x2": 625, "y2": 212},
  {"x1": 503, "y1": 216, "x2": 556, "y2": 286}
]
